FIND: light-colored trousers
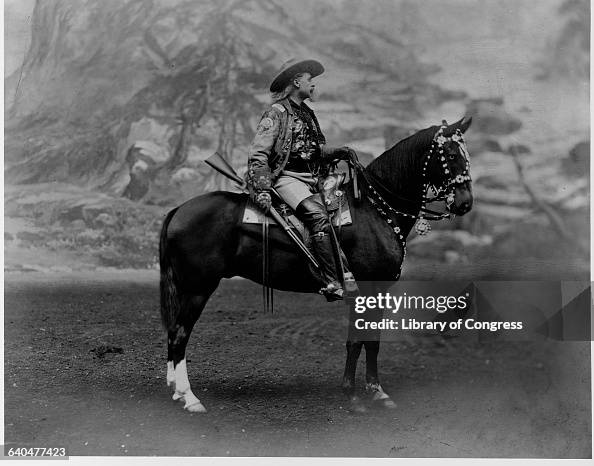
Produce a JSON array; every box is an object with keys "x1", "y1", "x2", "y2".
[{"x1": 274, "y1": 171, "x2": 319, "y2": 210}]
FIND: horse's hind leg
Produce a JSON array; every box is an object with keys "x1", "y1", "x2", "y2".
[
  {"x1": 342, "y1": 340, "x2": 362, "y2": 394},
  {"x1": 166, "y1": 288, "x2": 215, "y2": 413},
  {"x1": 342, "y1": 339, "x2": 367, "y2": 412},
  {"x1": 364, "y1": 339, "x2": 396, "y2": 409}
]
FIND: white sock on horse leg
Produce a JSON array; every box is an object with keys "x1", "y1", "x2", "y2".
[
  {"x1": 166, "y1": 361, "x2": 175, "y2": 387},
  {"x1": 173, "y1": 358, "x2": 206, "y2": 412},
  {"x1": 366, "y1": 382, "x2": 390, "y2": 400},
  {"x1": 173, "y1": 358, "x2": 192, "y2": 394}
]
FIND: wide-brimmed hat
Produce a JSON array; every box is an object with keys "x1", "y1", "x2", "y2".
[{"x1": 269, "y1": 58, "x2": 324, "y2": 93}]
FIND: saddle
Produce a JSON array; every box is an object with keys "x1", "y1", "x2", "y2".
[{"x1": 242, "y1": 173, "x2": 352, "y2": 239}]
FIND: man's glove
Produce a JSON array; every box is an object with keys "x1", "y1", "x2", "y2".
[
  {"x1": 338, "y1": 146, "x2": 358, "y2": 163},
  {"x1": 247, "y1": 165, "x2": 272, "y2": 211},
  {"x1": 255, "y1": 191, "x2": 272, "y2": 212},
  {"x1": 322, "y1": 146, "x2": 358, "y2": 163}
]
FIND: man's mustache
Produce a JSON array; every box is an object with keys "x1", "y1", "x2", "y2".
[{"x1": 309, "y1": 87, "x2": 320, "y2": 102}]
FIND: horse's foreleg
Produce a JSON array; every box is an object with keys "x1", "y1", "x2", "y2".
[
  {"x1": 364, "y1": 340, "x2": 396, "y2": 409},
  {"x1": 167, "y1": 292, "x2": 213, "y2": 413},
  {"x1": 342, "y1": 340, "x2": 367, "y2": 413}
]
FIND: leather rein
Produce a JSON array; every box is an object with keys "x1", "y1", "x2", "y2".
[{"x1": 351, "y1": 125, "x2": 472, "y2": 222}]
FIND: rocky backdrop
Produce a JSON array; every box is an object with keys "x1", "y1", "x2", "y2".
[{"x1": 4, "y1": 0, "x2": 589, "y2": 273}]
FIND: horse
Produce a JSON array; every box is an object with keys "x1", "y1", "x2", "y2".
[{"x1": 159, "y1": 117, "x2": 473, "y2": 413}]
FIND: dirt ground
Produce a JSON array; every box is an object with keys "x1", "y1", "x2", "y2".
[{"x1": 4, "y1": 271, "x2": 591, "y2": 458}]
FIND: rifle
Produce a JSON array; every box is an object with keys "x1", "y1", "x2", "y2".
[{"x1": 204, "y1": 152, "x2": 320, "y2": 269}]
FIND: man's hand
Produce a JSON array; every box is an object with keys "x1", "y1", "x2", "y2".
[
  {"x1": 255, "y1": 191, "x2": 272, "y2": 212},
  {"x1": 336, "y1": 146, "x2": 358, "y2": 163},
  {"x1": 323, "y1": 146, "x2": 358, "y2": 163}
]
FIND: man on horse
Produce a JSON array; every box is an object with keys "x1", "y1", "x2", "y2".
[{"x1": 247, "y1": 58, "x2": 356, "y2": 301}]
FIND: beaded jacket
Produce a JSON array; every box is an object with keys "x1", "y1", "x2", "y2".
[{"x1": 246, "y1": 98, "x2": 326, "y2": 193}]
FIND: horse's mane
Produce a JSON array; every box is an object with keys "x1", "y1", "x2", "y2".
[{"x1": 366, "y1": 125, "x2": 439, "y2": 191}]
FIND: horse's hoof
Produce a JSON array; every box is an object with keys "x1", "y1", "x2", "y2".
[
  {"x1": 173, "y1": 390, "x2": 206, "y2": 413},
  {"x1": 351, "y1": 403, "x2": 368, "y2": 414},
  {"x1": 366, "y1": 383, "x2": 395, "y2": 409},
  {"x1": 185, "y1": 401, "x2": 207, "y2": 413},
  {"x1": 380, "y1": 398, "x2": 397, "y2": 409}
]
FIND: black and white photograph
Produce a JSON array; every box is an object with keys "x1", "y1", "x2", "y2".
[{"x1": 3, "y1": 0, "x2": 591, "y2": 460}]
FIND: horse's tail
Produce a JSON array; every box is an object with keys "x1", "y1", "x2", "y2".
[{"x1": 159, "y1": 207, "x2": 180, "y2": 332}]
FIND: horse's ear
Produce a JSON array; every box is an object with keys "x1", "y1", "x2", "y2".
[
  {"x1": 443, "y1": 116, "x2": 472, "y2": 136},
  {"x1": 459, "y1": 115, "x2": 472, "y2": 133}
]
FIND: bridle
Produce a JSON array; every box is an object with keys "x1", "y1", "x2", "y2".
[
  {"x1": 352, "y1": 121, "x2": 472, "y2": 278},
  {"x1": 423, "y1": 123, "x2": 472, "y2": 209}
]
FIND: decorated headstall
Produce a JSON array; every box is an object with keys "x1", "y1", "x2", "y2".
[
  {"x1": 415, "y1": 121, "x2": 472, "y2": 235},
  {"x1": 361, "y1": 119, "x2": 472, "y2": 279}
]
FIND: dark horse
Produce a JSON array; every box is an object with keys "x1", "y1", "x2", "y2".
[{"x1": 160, "y1": 117, "x2": 473, "y2": 412}]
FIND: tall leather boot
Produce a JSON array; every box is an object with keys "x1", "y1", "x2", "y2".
[
  {"x1": 311, "y1": 231, "x2": 343, "y2": 301},
  {"x1": 329, "y1": 236, "x2": 358, "y2": 294},
  {"x1": 296, "y1": 194, "x2": 344, "y2": 301}
]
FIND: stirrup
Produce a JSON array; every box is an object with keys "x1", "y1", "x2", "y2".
[{"x1": 320, "y1": 282, "x2": 344, "y2": 302}]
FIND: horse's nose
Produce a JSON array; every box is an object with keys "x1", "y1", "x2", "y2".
[{"x1": 460, "y1": 200, "x2": 472, "y2": 213}]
